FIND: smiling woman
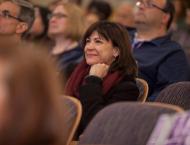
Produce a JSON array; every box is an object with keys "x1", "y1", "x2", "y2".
[
  {"x1": 84, "y1": 31, "x2": 119, "y2": 66},
  {"x1": 65, "y1": 21, "x2": 139, "y2": 137}
]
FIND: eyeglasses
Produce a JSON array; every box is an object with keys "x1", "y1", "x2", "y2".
[
  {"x1": 0, "y1": 10, "x2": 23, "y2": 21},
  {"x1": 136, "y1": 0, "x2": 167, "y2": 13},
  {"x1": 47, "y1": 13, "x2": 68, "y2": 20}
]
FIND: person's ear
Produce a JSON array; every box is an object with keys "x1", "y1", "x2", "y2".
[
  {"x1": 113, "y1": 47, "x2": 120, "y2": 58},
  {"x1": 162, "y1": 13, "x2": 170, "y2": 26},
  {"x1": 16, "y1": 22, "x2": 29, "y2": 34}
]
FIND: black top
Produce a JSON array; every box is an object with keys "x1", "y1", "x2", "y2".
[{"x1": 77, "y1": 75, "x2": 139, "y2": 136}]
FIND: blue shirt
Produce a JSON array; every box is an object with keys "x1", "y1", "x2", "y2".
[
  {"x1": 132, "y1": 34, "x2": 190, "y2": 101},
  {"x1": 57, "y1": 44, "x2": 83, "y2": 80}
]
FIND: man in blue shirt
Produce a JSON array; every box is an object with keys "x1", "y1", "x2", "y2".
[{"x1": 132, "y1": 0, "x2": 190, "y2": 101}]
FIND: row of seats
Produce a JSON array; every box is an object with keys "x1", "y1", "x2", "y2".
[
  {"x1": 65, "y1": 96, "x2": 184, "y2": 145},
  {"x1": 136, "y1": 78, "x2": 190, "y2": 110},
  {"x1": 64, "y1": 79, "x2": 190, "y2": 145}
]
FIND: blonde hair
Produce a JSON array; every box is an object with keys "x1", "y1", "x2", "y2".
[{"x1": 60, "y1": 2, "x2": 85, "y2": 41}]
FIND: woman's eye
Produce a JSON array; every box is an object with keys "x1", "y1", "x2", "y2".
[{"x1": 95, "y1": 40, "x2": 102, "y2": 43}]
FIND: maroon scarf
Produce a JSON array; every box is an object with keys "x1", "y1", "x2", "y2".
[{"x1": 65, "y1": 60, "x2": 123, "y2": 97}]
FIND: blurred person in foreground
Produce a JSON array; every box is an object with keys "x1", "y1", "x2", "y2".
[
  {"x1": 132, "y1": 0, "x2": 190, "y2": 101},
  {"x1": 65, "y1": 21, "x2": 139, "y2": 136},
  {"x1": 0, "y1": 38, "x2": 68, "y2": 145},
  {"x1": 0, "y1": 0, "x2": 34, "y2": 41},
  {"x1": 48, "y1": 2, "x2": 85, "y2": 81}
]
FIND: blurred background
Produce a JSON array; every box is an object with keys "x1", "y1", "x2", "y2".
[{"x1": 29, "y1": 0, "x2": 126, "y2": 7}]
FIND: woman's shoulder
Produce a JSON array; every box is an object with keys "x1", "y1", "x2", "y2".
[
  {"x1": 120, "y1": 74, "x2": 136, "y2": 83},
  {"x1": 114, "y1": 73, "x2": 138, "y2": 91},
  {"x1": 109, "y1": 74, "x2": 139, "y2": 101}
]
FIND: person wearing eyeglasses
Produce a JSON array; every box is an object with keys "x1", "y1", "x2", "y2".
[
  {"x1": 0, "y1": 0, "x2": 34, "y2": 41},
  {"x1": 131, "y1": 0, "x2": 190, "y2": 101},
  {"x1": 48, "y1": 2, "x2": 85, "y2": 81}
]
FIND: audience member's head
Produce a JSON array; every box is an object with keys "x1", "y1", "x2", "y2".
[
  {"x1": 0, "y1": 0, "x2": 34, "y2": 39},
  {"x1": 82, "y1": 21, "x2": 137, "y2": 76},
  {"x1": 26, "y1": 5, "x2": 51, "y2": 40},
  {"x1": 48, "y1": 0, "x2": 62, "y2": 12},
  {"x1": 112, "y1": 1, "x2": 136, "y2": 27},
  {"x1": 134, "y1": 0, "x2": 175, "y2": 32},
  {"x1": 0, "y1": 38, "x2": 67, "y2": 145},
  {"x1": 48, "y1": 0, "x2": 82, "y2": 11},
  {"x1": 48, "y1": 2, "x2": 85, "y2": 41},
  {"x1": 85, "y1": 0, "x2": 112, "y2": 28}
]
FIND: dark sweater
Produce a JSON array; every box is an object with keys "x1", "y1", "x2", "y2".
[
  {"x1": 132, "y1": 34, "x2": 190, "y2": 100},
  {"x1": 56, "y1": 45, "x2": 83, "y2": 80},
  {"x1": 77, "y1": 75, "x2": 139, "y2": 136}
]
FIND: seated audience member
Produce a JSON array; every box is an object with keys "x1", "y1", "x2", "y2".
[
  {"x1": 24, "y1": 5, "x2": 52, "y2": 48},
  {"x1": 112, "y1": 1, "x2": 136, "y2": 40},
  {"x1": 48, "y1": 2, "x2": 85, "y2": 81},
  {"x1": 131, "y1": 0, "x2": 190, "y2": 101},
  {"x1": 48, "y1": 0, "x2": 82, "y2": 11},
  {"x1": 48, "y1": 0, "x2": 62, "y2": 11},
  {"x1": 0, "y1": 40, "x2": 68, "y2": 145},
  {"x1": 85, "y1": 0, "x2": 112, "y2": 28},
  {"x1": 65, "y1": 21, "x2": 139, "y2": 136},
  {"x1": 0, "y1": 0, "x2": 34, "y2": 41},
  {"x1": 113, "y1": 1, "x2": 135, "y2": 28}
]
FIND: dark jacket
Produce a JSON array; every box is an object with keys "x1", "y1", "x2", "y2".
[
  {"x1": 131, "y1": 34, "x2": 190, "y2": 100},
  {"x1": 56, "y1": 45, "x2": 83, "y2": 80}
]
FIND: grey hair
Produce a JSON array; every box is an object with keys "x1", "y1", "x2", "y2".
[{"x1": 3, "y1": 0, "x2": 35, "y2": 34}]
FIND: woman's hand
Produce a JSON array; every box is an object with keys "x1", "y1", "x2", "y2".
[{"x1": 89, "y1": 63, "x2": 109, "y2": 79}]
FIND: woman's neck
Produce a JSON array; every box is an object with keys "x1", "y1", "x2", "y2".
[{"x1": 52, "y1": 37, "x2": 78, "y2": 55}]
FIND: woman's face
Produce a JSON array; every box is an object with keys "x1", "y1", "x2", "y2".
[
  {"x1": 48, "y1": 5, "x2": 69, "y2": 37},
  {"x1": 84, "y1": 31, "x2": 119, "y2": 65}
]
